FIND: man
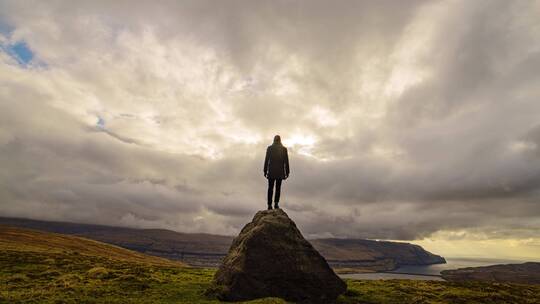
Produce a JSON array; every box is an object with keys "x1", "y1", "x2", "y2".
[{"x1": 263, "y1": 135, "x2": 290, "y2": 210}]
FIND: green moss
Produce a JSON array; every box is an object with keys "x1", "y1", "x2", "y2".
[{"x1": 1, "y1": 249, "x2": 539, "y2": 303}]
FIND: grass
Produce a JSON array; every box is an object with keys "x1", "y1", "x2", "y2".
[
  {"x1": 0, "y1": 225, "x2": 182, "y2": 267},
  {"x1": 340, "y1": 279, "x2": 540, "y2": 304},
  {"x1": 0, "y1": 249, "x2": 287, "y2": 304},
  {"x1": 1, "y1": 226, "x2": 539, "y2": 303}
]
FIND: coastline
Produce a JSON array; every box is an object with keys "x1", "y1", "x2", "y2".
[
  {"x1": 337, "y1": 257, "x2": 536, "y2": 281},
  {"x1": 340, "y1": 272, "x2": 445, "y2": 281}
]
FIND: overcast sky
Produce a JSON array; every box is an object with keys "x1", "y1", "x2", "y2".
[{"x1": 1, "y1": 0, "x2": 539, "y2": 259}]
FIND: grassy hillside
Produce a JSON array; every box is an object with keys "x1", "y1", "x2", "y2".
[
  {"x1": 0, "y1": 217, "x2": 445, "y2": 271},
  {"x1": 2, "y1": 225, "x2": 540, "y2": 303},
  {"x1": 0, "y1": 226, "x2": 272, "y2": 303},
  {"x1": 0, "y1": 217, "x2": 234, "y2": 254},
  {"x1": 0, "y1": 225, "x2": 184, "y2": 267}
]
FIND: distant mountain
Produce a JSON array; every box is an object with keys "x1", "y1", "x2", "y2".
[
  {"x1": 0, "y1": 217, "x2": 445, "y2": 271},
  {"x1": 311, "y1": 238, "x2": 445, "y2": 271},
  {"x1": 0, "y1": 225, "x2": 183, "y2": 267},
  {"x1": 0, "y1": 216, "x2": 232, "y2": 253},
  {"x1": 441, "y1": 262, "x2": 540, "y2": 284}
]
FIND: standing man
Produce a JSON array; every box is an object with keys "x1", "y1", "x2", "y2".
[{"x1": 263, "y1": 135, "x2": 290, "y2": 210}]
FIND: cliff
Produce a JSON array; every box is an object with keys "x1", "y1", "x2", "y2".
[{"x1": 311, "y1": 238, "x2": 446, "y2": 272}]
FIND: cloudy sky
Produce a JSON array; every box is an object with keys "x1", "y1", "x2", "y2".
[{"x1": 1, "y1": 0, "x2": 540, "y2": 259}]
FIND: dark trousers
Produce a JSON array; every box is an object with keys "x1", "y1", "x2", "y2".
[{"x1": 267, "y1": 178, "x2": 282, "y2": 205}]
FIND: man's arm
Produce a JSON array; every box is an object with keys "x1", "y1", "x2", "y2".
[
  {"x1": 284, "y1": 147, "x2": 290, "y2": 178},
  {"x1": 263, "y1": 147, "x2": 269, "y2": 177}
]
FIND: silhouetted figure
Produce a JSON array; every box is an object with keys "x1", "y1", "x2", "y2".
[{"x1": 263, "y1": 135, "x2": 290, "y2": 210}]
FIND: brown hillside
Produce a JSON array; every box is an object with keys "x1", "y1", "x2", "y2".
[
  {"x1": 441, "y1": 262, "x2": 540, "y2": 284},
  {"x1": 0, "y1": 225, "x2": 184, "y2": 267}
]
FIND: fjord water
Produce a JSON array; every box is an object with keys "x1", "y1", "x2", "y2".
[{"x1": 340, "y1": 257, "x2": 530, "y2": 281}]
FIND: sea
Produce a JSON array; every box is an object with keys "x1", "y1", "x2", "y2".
[{"x1": 339, "y1": 257, "x2": 531, "y2": 281}]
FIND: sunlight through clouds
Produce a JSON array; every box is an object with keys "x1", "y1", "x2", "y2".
[{"x1": 0, "y1": 0, "x2": 539, "y2": 259}]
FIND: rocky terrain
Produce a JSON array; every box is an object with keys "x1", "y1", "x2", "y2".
[{"x1": 0, "y1": 216, "x2": 445, "y2": 271}]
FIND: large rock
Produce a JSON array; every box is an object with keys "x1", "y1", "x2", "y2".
[{"x1": 211, "y1": 209, "x2": 346, "y2": 303}]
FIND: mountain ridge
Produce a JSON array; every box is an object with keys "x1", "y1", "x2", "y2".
[
  {"x1": 0, "y1": 225, "x2": 184, "y2": 267},
  {"x1": 0, "y1": 216, "x2": 445, "y2": 271}
]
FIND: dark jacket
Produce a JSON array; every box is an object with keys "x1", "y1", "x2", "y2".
[{"x1": 264, "y1": 143, "x2": 290, "y2": 179}]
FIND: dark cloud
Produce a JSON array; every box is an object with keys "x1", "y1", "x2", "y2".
[{"x1": 0, "y1": 0, "x2": 539, "y2": 248}]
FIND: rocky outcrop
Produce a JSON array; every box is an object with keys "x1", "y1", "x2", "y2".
[
  {"x1": 211, "y1": 209, "x2": 346, "y2": 303},
  {"x1": 441, "y1": 262, "x2": 540, "y2": 284}
]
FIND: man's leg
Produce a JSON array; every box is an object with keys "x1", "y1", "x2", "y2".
[
  {"x1": 267, "y1": 178, "x2": 275, "y2": 209},
  {"x1": 274, "y1": 179, "x2": 282, "y2": 208}
]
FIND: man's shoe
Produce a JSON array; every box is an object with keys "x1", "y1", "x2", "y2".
[
  {"x1": 267, "y1": 205, "x2": 273, "y2": 210},
  {"x1": 274, "y1": 203, "x2": 280, "y2": 209}
]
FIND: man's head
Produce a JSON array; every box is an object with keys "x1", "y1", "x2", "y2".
[{"x1": 273, "y1": 135, "x2": 281, "y2": 144}]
